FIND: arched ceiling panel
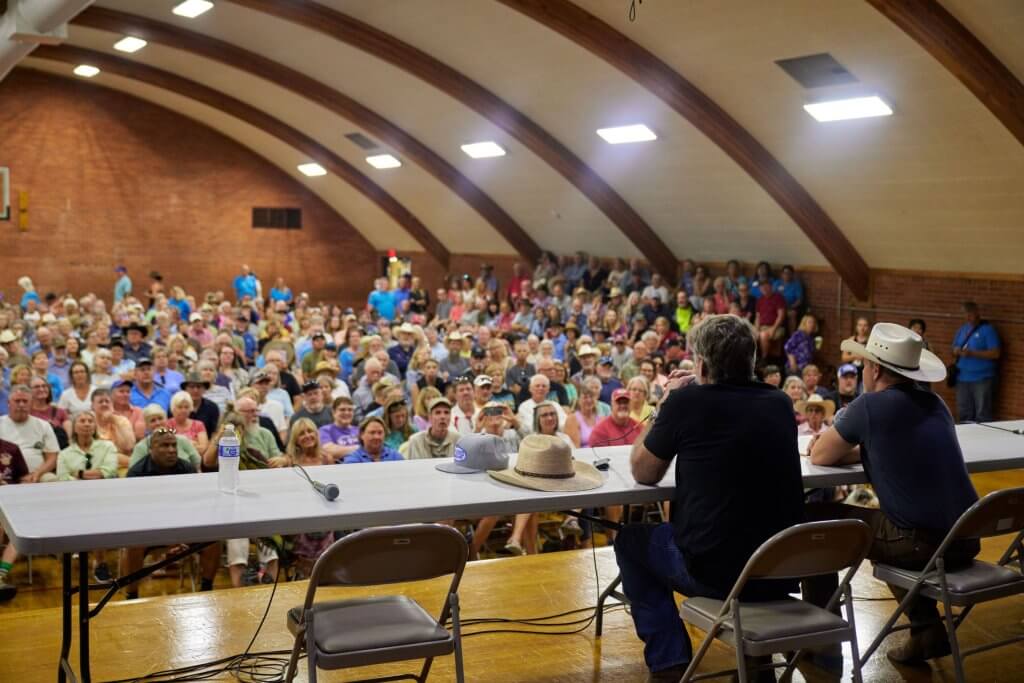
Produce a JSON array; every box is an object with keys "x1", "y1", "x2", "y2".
[
  {"x1": 580, "y1": 0, "x2": 1024, "y2": 273},
  {"x1": 93, "y1": 0, "x2": 640, "y2": 261},
  {"x1": 63, "y1": 23, "x2": 508, "y2": 256},
  {"x1": 20, "y1": 58, "x2": 423, "y2": 252},
  {"x1": 317, "y1": 0, "x2": 824, "y2": 269},
  {"x1": 941, "y1": 0, "x2": 1024, "y2": 84}
]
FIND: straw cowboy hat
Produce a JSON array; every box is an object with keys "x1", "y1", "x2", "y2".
[
  {"x1": 840, "y1": 322, "x2": 946, "y2": 383},
  {"x1": 488, "y1": 434, "x2": 603, "y2": 492},
  {"x1": 795, "y1": 394, "x2": 835, "y2": 420}
]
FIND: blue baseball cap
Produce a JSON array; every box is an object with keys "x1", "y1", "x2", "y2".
[
  {"x1": 598, "y1": 356, "x2": 615, "y2": 366},
  {"x1": 839, "y1": 363, "x2": 858, "y2": 376},
  {"x1": 111, "y1": 378, "x2": 134, "y2": 390}
]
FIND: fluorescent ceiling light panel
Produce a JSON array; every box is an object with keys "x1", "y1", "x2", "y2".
[
  {"x1": 366, "y1": 154, "x2": 402, "y2": 169},
  {"x1": 803, "y1": 96, "x2": 893, "y2": 122},
  {"x1": 297, "y1": 163, "x2": 327, "y2": 177},
  {"x1": 172, "y1": 0, "x2": 214, "y2": 19},
  {"x1": 113, "y1": 36, "x2": 148, "y2": 53},
  {"x1": 461, "y1": 141, "x2": 506, "y2": 158},
  {"x1": 73, "y1": 65, "x2": 100, "y2": 78},
  {"x1": 596, "y1": 124, "x2": 657, "y2": 144}
]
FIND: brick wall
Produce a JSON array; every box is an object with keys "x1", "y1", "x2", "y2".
[{"x1": 0, "y1": 69, "x2": 377, "y2": 310}]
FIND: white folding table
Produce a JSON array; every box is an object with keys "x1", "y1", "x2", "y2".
[{"x1": 1, "y1": 421, "x2": 1021, "y2": 682}]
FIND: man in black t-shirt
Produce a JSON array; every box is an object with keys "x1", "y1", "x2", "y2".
[
  {"x1": 619, "y1": 315, "x2": 804, "y2": 682},
  {"x1": 807, "y1": 322, "x2": 977, "y2": 665}
]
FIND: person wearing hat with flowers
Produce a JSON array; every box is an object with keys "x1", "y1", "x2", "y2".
[
  {"x1": 806, "y1": 322, "x2": 979, "y2": 665},
  {"x1": 620, "y1": 315, "x2": 804, "y2": 682}
]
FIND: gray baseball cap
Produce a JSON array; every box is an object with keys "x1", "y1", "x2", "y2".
[{"x1": 436, "y1": 433, "x2": 509, "y2": 474}]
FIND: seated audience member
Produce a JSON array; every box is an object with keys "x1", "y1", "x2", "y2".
[
  {"x1": 273, "y1": 417, "x2": 327, "y2": 468},
  {"x1": 806, "y1": 322, "x2": 978, "y2": 664},
  {"x1": 290, "y1": 381, "x2": 333, "y2": 429},
  {"x1": 0, "y1": 438, "x2": 30, "y2": 599},
  {"x1": 784, "y1": 314, "x2": 817, "y2": 375},
  {"x1": 129, "y1": 357, "x2": 172, "y2": 412},
  {"x1": 783, "y1": 375, "x2": 808, "y2": 424},
  {"x1": 776, "y1": 265, "x2": 805, "y2": 330},
  {"x1": 801, "y1": 363, "x2": 828, "y2": 398},
  {"x1": 30, "y1": 350, "x2": 63, "y2": 401},
  {"x1": 351, "y1": 358, "x2": 386, "y2": 417},
  {"x1": 505, "y1": 339, "x2": 535, "y2": 397},
  {"x1": 411, "y1": 386, "x2": 442, "y2": 432},
  {"x1": 590, "y1": 389, "x2": 641, "y2": 447},
  {"x1": 196, "y1": 361, "x2": 232, "y2": 414},
  {"x1": 91, "y1": 389, "x2": 136, "y2": 466},
  {"x1": 450, "y1": 376, "x2": 478, "y2": 436},
  {"x1": 152, "y1": 346, "x2": 184, "y2": 393},
  {"x1": 517, "y1": 374, "x2": 567, "y2": 434},
  {"x1": 621, "y1": 314, "x2": 804, "y2": 681},
  {"x1": 401, "y1": 397, "x2": 459, "y2": 459},
  {"x1": 833, "y1": 363, "x2": 860, "y2": 409},
  {"x1": 57, "y1": 411, "x2": 119, "y2": 481},
  {"x1": 382, "y1": 398, "x2": 417, "y2": 450},
  {"x1": 319, "y1": 396, "x2": 360, "y2": 463},
  {"x1": 28, "y1": 376, "x2": 70, "y2": 449},
  {"x1": 166, "y1": 391, "x2": 209, "y2": 453},
  {"x1": 439, "y1": 331, "x2": 470, "y2": 380},
  {"x1": 57, "y1": 361, "x2": 94, "y2": 416},
  {"x1": 759, "y1": 363, "x2": 782, "y2": 388},
  {"x1": 796, "y1": 394, "x2": 834, "y2": 436},
  {"x1": 313, "y1": 361, "x2": 349, "y2": 401},
  {"x1": 249, "y1": 369, "x2": 287, "y2": 441},
  {"x1": 619, "y1": 341, "x2": 648, "y2": 383},
  {"x1": 123, "y1": 428, "x2": 221, "y2": 600},
  {"x1": 626, "y1": 375, "x2": 654, "y2": 424},
  {"x1": 734, "y1": 281, "x2": 756, "y2": 321},
  {"x1": 182, "y1": 372, "x2": 220, "y2": 438},
  {"x1": 573, "y1": 378, "x2": 606, "y2": 447},
  {"x1": 90, "y1": 349, "x2": 118, "y2": 390},
  {"x1": 0, "y1": 384, "x2": 59, "y2": 483},
  {"x1": 951, "y1": 301, "x2": 1000, "y2": 423},
  {"x1": 343, "y1": 416, "x2": 403, "y2": 463},
  {"x1": 258, "y1": 362, "x2": 294, "y2": 422},
  {"x1": 754, "y1": 279, "x2": 787, "y2": 358}
]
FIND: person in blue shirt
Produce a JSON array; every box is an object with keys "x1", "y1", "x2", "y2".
[
  {"x1": 749, "y1": 261, "x2": 775, "y2": 300},
  {"x1": 232, "y1": 264, "x2": 258, "y2": 301},
  {"x1": 17, "y1": 276, "x2": 40, "y2": 312},
  {"x1": 342, "y1": 416, "x2": 403, "y2": 463},
  {"x1": 775, "y1": 265, "x2": 805, "y2": 331},
  {"x1": 167, "y1": 286, "x2": 191, "y2": 322},
  {"x1": 113, "y1": 265, "x2": 132, "y2": 304},
  {"x1": 952, "y1": 302, "x2": 1001, "y2": 422},
  {"x1": 391, "y1": 273, "x2": 412, "y2": 312},
  {"x1": 269, "y1": 276, "x2": 293, "y2": 305},
  {"x1": 367, "y1": 277, "x2": 396, "y2": 321},
  {"x1": 128, "y1": 358, "x2": 172, "y2": 412}
]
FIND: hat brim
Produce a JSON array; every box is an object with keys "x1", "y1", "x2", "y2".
[
  {"x1": 839, "y1": 340, "x2": 947, "y2": 383},
  {"x1": 795, "y1": 399, "x2": 835, "y2": 420},
  {"x1": 435, "y1": 462, "x2": 484, "y2": 474},
  {"x1": 182, "y1": 381, "x2": 211, "y2": 389},
  {"x1": 487, "y1": 460, "x2": 604, "y2": 492}
]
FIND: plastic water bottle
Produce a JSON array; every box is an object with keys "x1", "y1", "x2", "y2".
[{"x1": 218, "y1": 424, "x2": 241, "y2": 493}]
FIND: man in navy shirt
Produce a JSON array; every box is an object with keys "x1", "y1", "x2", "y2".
[
  {"x1": 809, "y1": 322, "x2": 978, "y2": 665},
  {"x1": 951, "y1": 301, "x2": 1000, "y2": 422}
]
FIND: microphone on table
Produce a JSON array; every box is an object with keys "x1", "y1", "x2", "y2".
[{"x1": 293, "y1": 461, "x2": 340, "y2": 501}]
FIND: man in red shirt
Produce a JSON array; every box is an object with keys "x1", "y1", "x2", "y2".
[
  {"x1": 755, "y1": 280, "x2": 787, "y2": 358},
  {"x1": 505, "y1": 262, "x2": 531, "y2": 303},
  {"x1": 590, "y1": 389, "x2": 641, "y2": 446}
]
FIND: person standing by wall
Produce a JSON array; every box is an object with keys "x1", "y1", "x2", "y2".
[{"x1": 951, "y1": 301, "x2": 1000, "y2": 422}]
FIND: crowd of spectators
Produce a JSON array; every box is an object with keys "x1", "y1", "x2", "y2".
[{"x1": 0, "y1": 254, "x2": 1001, "y2": 602}]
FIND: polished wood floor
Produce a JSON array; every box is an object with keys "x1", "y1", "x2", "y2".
[{"x1": 1, "y1": 472, "x2": 1022, "y2": 682}]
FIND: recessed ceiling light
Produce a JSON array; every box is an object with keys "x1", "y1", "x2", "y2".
[
  {"x1": 803, "y1": 96, "x2": 893, "y2": 122},
  {"x1": 297, "y1": 163, "x2": 327, "y2": 177},
  {"x1": 366, "y1": 154, "x2": 401, "y2": 169},
  {"x1": 172, "y1": 0, "x2": 214, "y2": 19},
  {"x1": 596, "y1": 124, "x2": 657, "y2": 144},
  {"x1": 113, "y1": 36, "x2": 148, "y2": 53},
  {"x1": 73, "y1": 65, "x2": 100, "y2": 78},
  {"x1": 461, "y1": 141, "x2": 506, "y2": 159}
]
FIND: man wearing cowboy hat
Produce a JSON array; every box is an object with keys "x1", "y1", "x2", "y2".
[
  {"x1": 122, "y1": 322, "x2": 151, "y2": 364},
  {"x1": 621, "y1": 315, "x2": 804, "y2": 682},
  {"x1": 807, "y1": 322, "x2": 979, "y2": 665},
  {"x1": 182, "y1": 372, "x2": 219, "y2": 438},
  {"x1": 388, "y1": 322, "x2": 418, "y2": 378},
  {"x1": 796, "y1": 394, "x2": 834, "y2": 436}
]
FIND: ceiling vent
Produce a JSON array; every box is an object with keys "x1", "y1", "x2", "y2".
[
  {"x1": 775, "y1": 53, "x2": 858, "y2": 89},
  {"x1": 345, "y1": 132, "x2": 379, "y2": 150}
]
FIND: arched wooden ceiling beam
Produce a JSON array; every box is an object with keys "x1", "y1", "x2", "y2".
[
  {"x1": 32, "y1": 44, "x2": 452, "y2": 268},
  {"x1": 71, "y1": 7, "x2": 536, "y2": 265},
  {"x1": 227, "y1": 0, "x2": 679, "y2": 280},
  {"x1": 866, "y1": 0, "x2": 1024, "y2": 148},
  {"x1": 498, "y1": 0, "x2": 872, "y2": 300}
]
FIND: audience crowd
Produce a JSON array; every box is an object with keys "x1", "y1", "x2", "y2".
[{"x1": 0, "y1": 255, "x2": 1002, "y2": 604}]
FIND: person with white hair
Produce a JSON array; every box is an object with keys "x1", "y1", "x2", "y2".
[
  {"x1": 17, "y1": 276, "x2": 40, "y2": 312},
  {"x1": 516, "y1": 374, "x2": 567, "y2": 433}
]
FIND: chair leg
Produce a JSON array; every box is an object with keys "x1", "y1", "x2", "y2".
[
  {"x1": 680, "y1": 623, "x2": 721, "y2": 683},
  {"x1": 417, "y1": 657, "x2": 434, "y2": 682},
  {"x1": 305, "y1": 618, "x2": 319, "y2": 683},
  {"x1": 284, "y1": 630, "x2": 304, "y2": 683},
  {"x1": 858, "y1": 581, "x2": 918, "y2": 667},
  {"x1": 733, "y1": 599, "x2": 748, "y2": 683},
  {"x1": 843, "y1": 583, "x2": 863, "y2": 683},
  {"x1": 937, "y1": 565, "x2": 966, "y2": 683},
  {"x1": 450, "y1": 593, "x2": 465, "y2": 683}
]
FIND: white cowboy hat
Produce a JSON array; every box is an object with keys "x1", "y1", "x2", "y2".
[
  {"x1": 795, "y1": 393, "x2": 836, "y2": 420},
  {"x1": 839, "y1": 322, "x2": 946, "y2": 383},
  {"x1": 488, "y1": 434, "x2": 603, "y2": 492}
]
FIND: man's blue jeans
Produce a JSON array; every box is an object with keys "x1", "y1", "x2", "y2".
[
  {"x1": 614, "y1": 523, "x2": 724, "y2": 672},
  {"x1": 956, "y1": 377, "x2": 995, "y2": 423}
]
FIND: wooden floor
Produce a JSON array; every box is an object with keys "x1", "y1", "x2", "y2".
[{"x1": 1, "y1": 472, "x2": 1023, "y2": 682}]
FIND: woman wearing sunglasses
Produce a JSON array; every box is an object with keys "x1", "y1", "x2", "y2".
[{"x1": 56, "y1": 411, "x2": 119, "y2": 481}]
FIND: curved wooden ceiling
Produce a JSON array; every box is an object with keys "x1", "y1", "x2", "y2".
[{"x1": 17, "y1": 0, "x2": 1024, "y2": 280}]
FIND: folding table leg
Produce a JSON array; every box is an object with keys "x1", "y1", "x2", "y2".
[
  {"x1": 79, "y1": 549, "x2": 92, "y2": 683},
  {"x1": 59, "y1": 552, "x2": 73, "y2": 683}
]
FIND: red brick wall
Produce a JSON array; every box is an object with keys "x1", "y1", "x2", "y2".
[{"x1": 0, "y1": 69, "x2": 377, "y2": 309}]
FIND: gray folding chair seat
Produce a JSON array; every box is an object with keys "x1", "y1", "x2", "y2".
[
  {"x1": 859, "y1": 487, "x2": 1024, "y2": 683},
  {"x1": 679, "y1": 519, "x2": 873, "y2": 683},
  {"x1": 284, "y1": 524, "x2": 468, "y2": 683},
  {"x1": 875, "y1": 561, "x2": 1024, "y2": 603},
  {"x1": 683, "y1": 597, "x2": 850, "y2": 652}
]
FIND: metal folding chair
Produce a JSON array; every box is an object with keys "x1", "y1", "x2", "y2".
[
  {"x1": 860, "y1": 487, "x2": 1024, "y2": 682},
  {"x1": 284, "y1": 524, "x2": 468, "y2": 683},
  {"x1": 680, "y1": 519, "x2": 872, "y2": 683}
]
